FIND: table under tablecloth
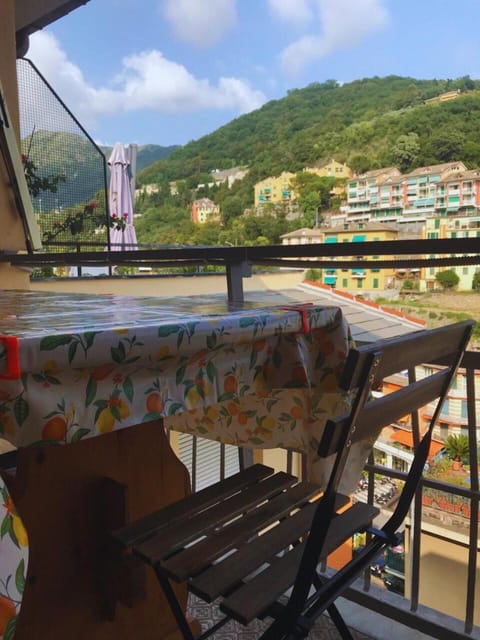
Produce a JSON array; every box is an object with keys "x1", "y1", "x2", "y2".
[{"x1": 0, "y1": 290, "x2": 370, "y2": 637}]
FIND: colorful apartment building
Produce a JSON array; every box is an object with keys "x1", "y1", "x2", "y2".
[
  {"x1": 191, "y1": 198, "x2": 220, "y2": 224},
  {"x1": 343, "y1": 162, "x2": 469, "y2": 224},
  {"x1": 254, "y1": 172, "x2": 297, "y2": 207},
  {"x1": 321, "y1": 222, "x2": 398, "y2": 290},
  {"x1": 346, "y1": 167, "x2": 401, "y2": 220}
]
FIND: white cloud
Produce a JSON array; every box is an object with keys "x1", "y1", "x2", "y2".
[
  {"x1": 268, "y1": 0, "x2": 314, "y2": 26},
  {"x1": 162, "y1": 0, "x2": 237, "y2": 47},
  {"x1": 25, "y1": 32, "x2": 266, "y2": 134},
  {"x1": 280, "y1": 0, "x2": 390, "y2": 76},
  {"x1": 25, "y1": 31, "x2": 101, "y2": 131}
]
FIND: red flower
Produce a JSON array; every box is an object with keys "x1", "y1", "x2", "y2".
[{"x1": 91, "y1": 202, "x2": 97, "y2": 209}]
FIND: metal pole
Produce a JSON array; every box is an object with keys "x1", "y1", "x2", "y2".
[{"x1": 127, "y1": 143, "x2": 138, "y2": 198}]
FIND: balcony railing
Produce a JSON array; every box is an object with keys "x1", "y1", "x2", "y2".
[
  {"x1": 175, "y1": 349, "x2": 480, "y2": 640},
  {"x1": 2, "y1": 236, "x2": 480, "y2": 638}
]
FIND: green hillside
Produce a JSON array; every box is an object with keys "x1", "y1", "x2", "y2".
[
  {"x1": 132, "y1": 75, "x2": 480, "y2": 247},
  {"x1": 21, "y1": 131, "x2": 177, "y2": 210},
  {"x1": 138, "y1": 75, "x2": 480, "y2": 186}
]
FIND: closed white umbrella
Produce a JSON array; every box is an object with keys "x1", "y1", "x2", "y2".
[{"x1": 108, "y1": 143, "x2": 137, "y2": 250}]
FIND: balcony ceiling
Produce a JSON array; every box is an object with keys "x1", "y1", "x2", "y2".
[{"x1": 15, "y1": 0, "x2": 90, "y2": 37}]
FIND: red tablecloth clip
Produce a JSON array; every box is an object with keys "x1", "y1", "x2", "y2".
[
  {"x1": 282, "y1": 303, "x2": 314, "y2": 333},
  {"x1": 0, "y1": 336, "x2": 21, "y2": 380}
]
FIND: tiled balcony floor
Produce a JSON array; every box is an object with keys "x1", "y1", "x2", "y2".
[{"x1": 188, "y1": 595, "x2": 374, "y2": 639}]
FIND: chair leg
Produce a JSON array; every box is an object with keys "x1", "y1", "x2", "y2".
[
  {"x1": 312, "y1": 573, "x2": 355, "y2": 640},
  {"x1": 326, "y1": 603, "x2": 356, "y2": 640},
  {"x1": 154, "y1": 567, "x2": 196, "y2": 640}
]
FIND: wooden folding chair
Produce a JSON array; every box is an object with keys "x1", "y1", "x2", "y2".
[{"x1": 112, "y1": 320, "x2": 473, "y2": 640}]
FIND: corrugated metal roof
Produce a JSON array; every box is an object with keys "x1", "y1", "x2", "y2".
[{"x1": 239, "y1": 283, "x2": 424, "y2": 343}]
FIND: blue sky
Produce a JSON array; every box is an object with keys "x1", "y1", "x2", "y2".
[{"x1": 26, "y1": 0, "x2": 480, "y2": 148}]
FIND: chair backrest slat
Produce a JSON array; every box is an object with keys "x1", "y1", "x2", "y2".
[
  {"x1": 342, "y1": 322, "x2": 472, "y2": 390},
  {"x1": 319, "y1": 368, "x2": 451, "y2": 458}
]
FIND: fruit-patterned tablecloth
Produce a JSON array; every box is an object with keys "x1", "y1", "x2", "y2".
[{"x1": 0, "y1": 290, "x2": 354, "y2": 638}]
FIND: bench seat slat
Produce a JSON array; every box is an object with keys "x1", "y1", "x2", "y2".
[
  {"x1": 113, "y1": 463, "x2": 274, "y2": 547},
  {"x1": 163, "y1": 481, "x2": 321, "y2": 582},
  {"x1": 220, "y1": 502, "x2": 379, "y2": 625},
  {"x1": 134, "y1": 471, "x2": 297, "y2": 564},
  {"x1": 190, "y1": 493, "x2": 358, "y2": 603}
]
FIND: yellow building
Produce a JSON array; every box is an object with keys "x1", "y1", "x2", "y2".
[
  {"x1": 322, "y1": 222, "x2": 398, "y2": 291},
  {"x1": 254, "y1": 171, "x2": 297, "y2": 207},
  {"x1": 422, "y1": 212, "x2": 480, "y2": 291},
  {"x1": 303, "y1": 158, "x2": 352, "y2": 180}
]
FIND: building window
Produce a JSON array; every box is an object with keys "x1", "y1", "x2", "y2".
[
  {"x1": 342, "y1": 278, "x2": 348, "y2": 287},
  {"x1": 357, "y1": 279, "x2": 363, "y2": 289},
  {"x1": 373, "y1": 278, "x2": 379, "y2": 288}
]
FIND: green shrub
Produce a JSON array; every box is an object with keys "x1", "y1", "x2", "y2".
[
  {"x1": 30, "y1": 266, "x2": 55, "y2": 279},
  {"x1": 305, "y1": 268, "x2": 322, "y2": 281}
]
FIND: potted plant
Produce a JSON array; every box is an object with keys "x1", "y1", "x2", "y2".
[{"x1": 444, "y1": 434, "x2": 470, "y2": 470}]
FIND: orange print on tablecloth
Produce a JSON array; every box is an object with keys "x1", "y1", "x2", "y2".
[
  {"x1": 0, "y1": 595, "x2": 16, "y2": 636},
  {"x1": 90, "y1": 364, "x2": 115, "y2": 381},
  {"x1": 146, "y1": 392, "x2": 164, "y2": 414},
  {"x1": 252, "y1": 339, "x2": 266, "y2": 352},
  {"x1": 227, "y1": 401, "x2": 238, "y2": 415},
  {"x1": 223, "y1": 374, "x2": 237, "y2": 394},
  {"x1": 237, "y1": 412, "x2": 248, "y2": 425},
  {"x1": 289, "y1": 405, "x2": 304, "y2": 420},
  {"x1": 41, "y1": 416, "x2": 67, "y2": 441}
]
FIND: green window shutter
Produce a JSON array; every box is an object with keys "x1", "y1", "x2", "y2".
[
  {"x1": 342, "y1": 278, "x2": 348, "y2": 287},
  {"x1": 357, "y1": 279, "x2": 363, "y2": 288},
  {"x1": 373, "y1": 278, "x2": 379, "y2": 288}
]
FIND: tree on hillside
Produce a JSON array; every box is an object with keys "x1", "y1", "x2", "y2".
[
  {"x1": 221, "y1": 195, "x2": 245, "y2": 225},
  {"x1": 348, "y1": 154, "x2": 372, "y2": 174},
  {"x1": 424, "y1": 130, "x2": 466, "y2": 163},
  {"x1": 391, "y1": 133, "x2": 420, "y2": 171},
  {"x1": 291, "y1": 173, "x2": 337, "y2": 226},
  {"x1": 435, "y1": 269, "x2": 460, "y2": 290}
]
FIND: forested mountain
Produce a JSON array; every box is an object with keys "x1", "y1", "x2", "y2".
[
  {"x1": 21, "y1": 131, "x2": 177, "y2": 209},
  {"x1": 137, "y1": 75, "x2": 480, "y2": 187},
  {"x1": 101, "y1": 143, "x2": 178, "y2": 172},
  {"x1": 133, "y1": 75, "x2": 480, "y2": 247}
]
